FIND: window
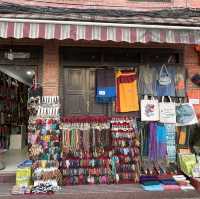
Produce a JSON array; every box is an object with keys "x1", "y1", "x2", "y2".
[{"x1": 61, "y1": 47, "x2": 182, "y2": 67}]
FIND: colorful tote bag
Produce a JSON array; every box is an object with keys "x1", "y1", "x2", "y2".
[
  {"x1": 159, "y1": 64, "x2": 171, "y2": 86},
  {"x1": 156, "y1": 65, "x2": 176, "y2": 97},
  {"x1": 159, "y1": 96, "x2": 176, "y2": 124},
  {"x1": 141, "y1": 95, "x2": 159, "y2": 121},
  {"x1": 178, "y1": 153, "x2": 197, "y2": 177},
  {"x1": 176, "y1": 103, "x2": 198, "y2": 126}
]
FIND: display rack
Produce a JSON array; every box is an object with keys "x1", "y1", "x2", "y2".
[
  {"x1": 110, "y1": 116, "x2": 140, "y2": 183},
  {"x1": 61, "y1": 116, "x2": 111, "y2": 185},
  {"x1": 28, "y1": 96, "x2": 62, "y2": 193}
]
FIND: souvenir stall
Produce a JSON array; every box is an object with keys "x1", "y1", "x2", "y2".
[
  {"x1": 93, "y1": 61, "x2": 200, "y2": 191},
  {"x1": 0, "y1": 71, "x2": 28, "y2": 149},
  {"x1": 180, "y1": 73, "x2": 200, "y2": 191},
  {"x1": 0, "y1": 71, "x2": 28, "y2": 170},
  {"x1": 137, "y1": 62, "x2": 199, "y2": 191},
  {"x1": 59, "y1": 62, "x2": 200, "y2": 189},
  {"x1": 60, "y1": 115, "x2": 140, "y2": 185},
  {"x1": 32, "y1": 96, "x2": 61, "y2": 193},
  {"x1": 15, "y1": 95, "x2": 62, "y2": 194},
  {"x1": 110, "y1": 116, "x2": 140, "y2": 183},
  {"x1": 59, "y1": 68, "x2": 141, "y2": 185},
  {"x1": 61, "y1": 116, "x2": 111, "y2": 185},
  {"x1": 11, "y1": 54, "x2": 200, "y2": 194}
]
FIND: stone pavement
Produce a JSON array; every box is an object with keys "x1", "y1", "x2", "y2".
[{"x1": 0, "y1": 183, "x2": 199, "y2": 199}]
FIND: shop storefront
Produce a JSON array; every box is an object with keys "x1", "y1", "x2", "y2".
[
  {"x1": 0, "y1": 16, "x2": 200, "y2": 195},
  {"x1": 0, "y1": 46, "x2": 42, "y2": 171}
]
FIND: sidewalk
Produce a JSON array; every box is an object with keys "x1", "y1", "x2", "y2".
[{"x1": 0, "y1": 184, "x2": 199, "y2": 199}]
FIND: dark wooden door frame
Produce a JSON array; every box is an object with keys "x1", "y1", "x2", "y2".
[{"x1": 63, "y1": 68, "x2": 108, "y2": 116}]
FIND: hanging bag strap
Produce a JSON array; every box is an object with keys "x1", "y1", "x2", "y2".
[
  {"x1": 143, "y1": 95, "x2": 155, "y2": 100},
  {"x1": 150, "y1": 96, "x2": 157, "y2": 101},
  {"x1": 161, "y1": 96, "x2": 172, "y2": 103},
  {"x1": 143, "y1": 95, "x2": 148, "y2": 100},
  {"x1": 159, "y1": 64, "x2": 170, "y2": 78}
]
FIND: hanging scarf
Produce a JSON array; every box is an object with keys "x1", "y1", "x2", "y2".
[
  {"x1": 70, "y1": 129, "x2": 76, "y2": 149},
  {"x1": 177, "y1": 126, "x2": 190, "y2": 148},
  {"x1": 165, "y1": 124, "x2": 176, "y2": 163},
  {"x1": 140, "y1": 122, "x2": 148, "y2": 157},
  {"x1": 138, "y1": 64, "x2": 156, "y2": 96},
  {"x1": 148, "y1": 122, "x2": 158, "y2": 161},
  {"x1": 83, "y1": 129, "x2": 90, "y2": 152},
  {"x1": 115, "y1": 70, "x2": 139, "y2": 112},
  {"x1": 156, "y1": 123, "x2": 167, "y2": 160},
  {"x1": 96, "y1": 69, "x2": 116, "y2": 103}
]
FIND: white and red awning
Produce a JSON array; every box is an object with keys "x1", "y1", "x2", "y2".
[{"x1": 1, "y1": 19, "x2": 200, "y2": 44}]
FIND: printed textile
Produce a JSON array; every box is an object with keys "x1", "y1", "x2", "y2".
[
  {"x1": 115, "y1": 70, "x2": 139, "y2": 112},
  {"x1": 96, "y1": 69, "x2": 116, "y2": 103}
]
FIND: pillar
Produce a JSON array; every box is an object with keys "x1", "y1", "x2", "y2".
[{"x1": 42, "y1": 41, "x2": 60, "y2": 96}]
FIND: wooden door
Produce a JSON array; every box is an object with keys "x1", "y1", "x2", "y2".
[
  {"x1": 64, "y1": 68, "x2": 108, "y2": 116},
  {"x1": 87, "y1": 68, "x2": 107, "y2": 115},
  {"x1": 64, "y1": 68, "x2": 87, "y2": 115}
]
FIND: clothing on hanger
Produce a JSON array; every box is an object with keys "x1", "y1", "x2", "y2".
[
  {"x1": 96, "y1": 69, "x2": 116, "y2": 103},
  {"x1": 115, "y1": 70, "x2": 139, "y2": 112}
]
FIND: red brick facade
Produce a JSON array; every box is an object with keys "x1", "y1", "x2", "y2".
[
  {"x1": 39, "y1": 41, "x2": 200, "y2": 96},
  {"x1": 184, "y1": 45, "x2": 200, "y2": 90},
  {"x1": 43, "y1": 41, "x2": 60, "y2": 96}
]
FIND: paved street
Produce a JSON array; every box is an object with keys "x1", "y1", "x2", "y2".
[{"x1": 0, "y1": 184, "x2": 199, "y2": 199}]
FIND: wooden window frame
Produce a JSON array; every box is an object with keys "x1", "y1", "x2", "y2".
[{"x1": 61, "y1": 47, "x2": 183, "y2": 67}]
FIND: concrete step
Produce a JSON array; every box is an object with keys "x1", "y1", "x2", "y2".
[
  {"x1": 0, "y1": 172, "x2": 15, "y2": 184},
  {"x1": 0, "y1": 183, "x2": 199, "y2": 199}
]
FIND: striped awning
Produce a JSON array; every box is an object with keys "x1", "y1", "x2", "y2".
[{"x1": 1, "y1": 19, "x2": 200, "y2": 44}]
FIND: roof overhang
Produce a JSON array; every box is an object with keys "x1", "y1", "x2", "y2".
[{"x1": 1, "y1": 18, "x2": 200, "y2": 44}]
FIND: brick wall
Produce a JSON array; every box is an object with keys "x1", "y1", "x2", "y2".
[
  {"x1": 184, "y1": 45, "x2": 200, "y2": 119},
  {"x1": 40, "y1": 40, "x2": 200, "y2": 101},
  {"x1": 2, "y1": 41, "x2": 198, "y2": 96},
  {"x1": 42, "y1": 41, "x2": 60, "y2": 96},
  {"x1": 184, "y1": 45, "x2": 200, "y2": 90}
]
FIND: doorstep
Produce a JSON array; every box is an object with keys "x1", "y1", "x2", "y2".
[
  {"x1": 0, "y1": 184, "x2": 199, "y2": 199},
  {"x1": 0, "y1": 172, "x2": 15, "y2": 183}
]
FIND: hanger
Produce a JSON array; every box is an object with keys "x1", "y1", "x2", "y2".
[{"x1": 167, "y1": 55, "x2": 175, "y2": 64}]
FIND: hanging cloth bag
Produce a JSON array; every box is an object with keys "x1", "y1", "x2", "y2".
[
  {"x1": 176, "y1": 103, "x2": 198, "y2": 126},
  {"x1": 141, "y1": 95, "x2": 159, "y2": 121},
  {"x1": 159, "y1": 96, "x2": 176, "y2": 124},
  {"x1": 159, "y1": 64, "x2": 171, "y2": 86}
]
